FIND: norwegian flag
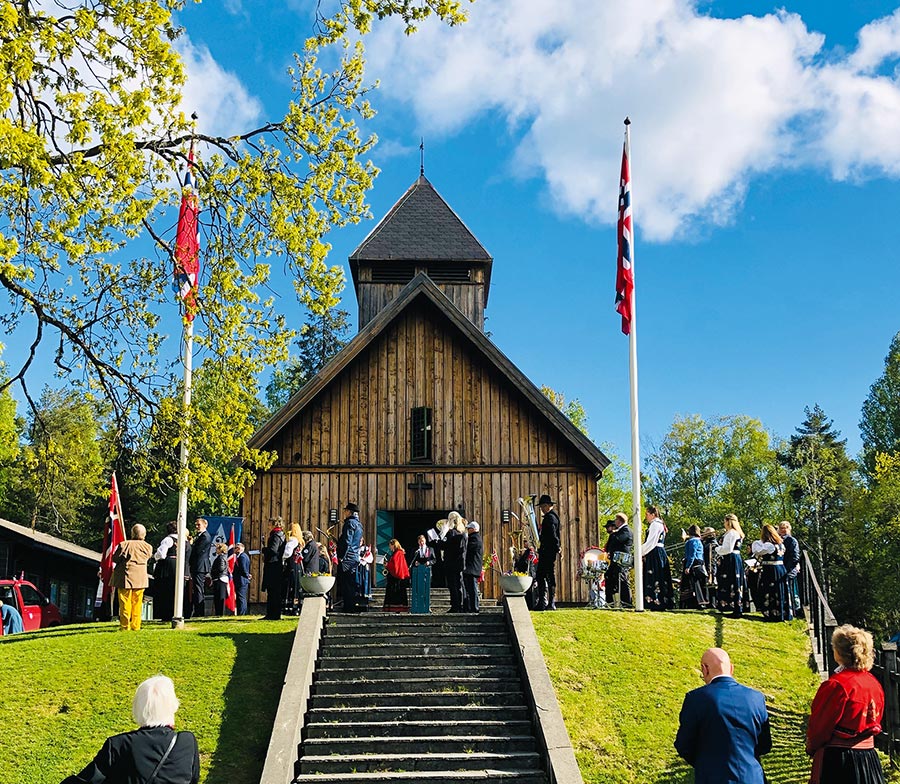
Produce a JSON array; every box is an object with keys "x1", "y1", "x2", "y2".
[
  {"x1": 173, "y1": 144, "x2": 200, "y2": 320},
  {"x1": 225, "y1": 525, "x2": 237, "y2": 614},
  {"x1": 99, "y1": 473, "x2": 126, "y2": 603},
  {"x1": 615, "y1": 137, "x2": 634, "y2": 335}
]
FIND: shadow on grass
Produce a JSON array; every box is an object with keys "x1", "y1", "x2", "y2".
[
  {"x1": 650, "y1": 757, "x2": 693, "y2": 784},
  {"x1": 199, "y1": 629, "x2": 296, "y2": 784},
  {"x1": 0, "y1": 623, "x2": 125, "y2": 644}
]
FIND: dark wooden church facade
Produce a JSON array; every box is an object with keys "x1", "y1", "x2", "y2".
[{"x1": 244, "y1": 176, "x2": 609, "y2": 602}]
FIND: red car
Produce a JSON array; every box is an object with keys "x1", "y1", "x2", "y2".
[{"x1": 0, "y1": 579, "x2": 63, "y2": 633}]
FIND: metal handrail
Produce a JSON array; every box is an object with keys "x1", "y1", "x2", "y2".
[
  {"x1": 874, "y1": 642, "x2": 900, "y2": 770},
  {"x1": 799, "y1": 553, "x2": 838, "y2": 676}
]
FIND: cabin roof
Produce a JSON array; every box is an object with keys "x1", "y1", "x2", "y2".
[
  {"x1": 251, "y1": 274, "x2": 610, "y2": 476},
  {"x1": 0, "y1": 517, "x2": 101, "y2": 566}
]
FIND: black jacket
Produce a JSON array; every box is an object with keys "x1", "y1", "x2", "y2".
[
  {"x1": 188, "y1": 530, "x2": 211, "y2": 576},
  {"x1": 463, "y1": 532, "x2": 483, "y2": 576},
  {"x1": 539, "y1": 509, "x2": 561, "y2": 555},
  {"x1": 62, "y1": 726, "x2": 200, "y2": 784},
  {"x1": 782, "y1": 534, "x2": 800, "y2": 575},
  {"x1": 438, "y1": 530, "x2": 467, "y2": 570},
  {"x1": 210, "y1": 553, "x2": 228, "y2": 581},
  {"x1": 300, "y1": 541, "x2": 318, "y2": 575},
  {"x1": 606, "y1": 524, "x2": 633, "y2": 555}
]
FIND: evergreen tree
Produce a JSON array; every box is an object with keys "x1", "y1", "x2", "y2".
[{"x1": 860, "y1": 331, "x2": 900, "y2": 478}]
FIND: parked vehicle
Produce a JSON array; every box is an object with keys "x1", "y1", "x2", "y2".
[{"x1": 0, "y1": 579, "x2": 63, "y2": 633}]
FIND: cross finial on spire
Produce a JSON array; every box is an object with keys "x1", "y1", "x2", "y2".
[{"x1": 419, "y1": 137, "x2": 424, "y2": 176}]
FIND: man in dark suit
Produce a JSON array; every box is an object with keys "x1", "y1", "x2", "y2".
[
  {"x1": 535, "y1": 494, "x2": 561, "y2": 610},
  {"x1": 188, "y1": 518, "x2": 211, "y2": 618},
  {"x1": 604, "y1": 512, "x2": 633, "y2": 607},
  {"x1": 778, "y1": 520, "x2": 801, "y2": 619},
  {"x1": 336, "y1": 502, "x2": 363, "y2": 612},
  {"x1": 462, "y1": 521, "x2": 483, "y2": 613},
  {"x1": 232, "y1": 542, "x2": 251, "y2": 616},
  {"x1": 675, "y1": 647, "x2": 772, "y2": 784}
]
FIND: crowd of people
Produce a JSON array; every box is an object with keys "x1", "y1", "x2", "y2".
[{"x1": 597, "y1": 508, "x2": 802, "y2": 621}]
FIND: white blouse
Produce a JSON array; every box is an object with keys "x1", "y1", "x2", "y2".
[
  {"x1": 716, "y1": 530, "x2": 741, "y2": 556},
  {"x1": 751, "y1": 540, "x2": 776, "y2": 556},
  {"x1": 641, "y1": 519, "x2": 666, "y2": 557}
]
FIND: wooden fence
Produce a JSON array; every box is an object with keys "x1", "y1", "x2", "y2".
[{"x1": 800, "y1": 552, "x2": 899, "y2": 770}]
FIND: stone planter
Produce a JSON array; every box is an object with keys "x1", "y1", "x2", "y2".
[
  {"x1": 300, "y1": 575, "x2": 335, "y2": 596},
  {"x1": 500, "y1": 574, "x2": 533, "y2": 596}
]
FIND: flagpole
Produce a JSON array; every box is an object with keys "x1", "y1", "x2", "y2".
[
  {"x1": 172, "y1": 116, "x2": 198, "y2": 630},
  {"x1": 624, "y1": 118, "x2": 644, "y2": 612},
  {"x1": 171, "y1": 319, "x2": 192, "y2": 630}
]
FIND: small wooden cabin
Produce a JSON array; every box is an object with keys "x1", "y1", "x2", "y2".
[{"x1": 244, "y1": 176, "x2": 609, "y2": 602}]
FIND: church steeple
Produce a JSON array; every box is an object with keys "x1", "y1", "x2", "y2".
[{"x1": 349, "y1": 176, "x2": 492, "y2": 330}]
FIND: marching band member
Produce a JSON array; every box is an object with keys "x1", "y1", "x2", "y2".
[
  {"x1": 357, "y1": 536, "x2": 374, "y2": 606},
  {"x1": 641, "y1": 505, "x2": 673, "y2": 610},
  {"x1": 435, "y1": 512, "x2": 467, "y2": 613},
  {"x1": 604, "y1": 513, "x2": 633, "y2": 608},
  {"x1": 535, "y1": 495, "x2": 561, "y2": 611}
]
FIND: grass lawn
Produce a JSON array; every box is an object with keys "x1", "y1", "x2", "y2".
[
  {"x1": 0, "y1": 617, "x2": 297, "y2": 784},
  {"x1": 534, "y1": 609, "x2": 820, "y2": 784}
]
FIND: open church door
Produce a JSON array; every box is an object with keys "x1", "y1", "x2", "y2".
[{"x1": 375, "y1": 510, "x2": 394, "y2": 588}]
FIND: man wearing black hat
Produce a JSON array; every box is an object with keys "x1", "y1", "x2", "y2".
[
  {"x1": 535, "y1": 494, "x2": 561, "y2": 610},
  {"x1": 337, "y1": 503, "x2": 363, "y2": 612},
  {"x1": 604, "y1": 512, "x2": 633, "y2": 608}
]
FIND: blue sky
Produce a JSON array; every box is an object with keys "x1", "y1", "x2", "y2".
[{"x1": 165, "y1": 0, "x2": 900, "y2": 462}]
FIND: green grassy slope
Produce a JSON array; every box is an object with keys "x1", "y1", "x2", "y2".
[
  {"x1": 0, "y1": 618, "x2": 296, "y2": 784},
  {"x1": 533, "y1": 610, "x2": 818, "y2": 784}
]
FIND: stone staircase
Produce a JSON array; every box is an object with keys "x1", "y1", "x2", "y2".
[{"x1": 292, "y1": 605, "x2": 549, "y2": 783}]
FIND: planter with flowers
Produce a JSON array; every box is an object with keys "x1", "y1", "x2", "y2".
[{"x1": 499, "y1": 572, "x2": 534, "y2": 596}]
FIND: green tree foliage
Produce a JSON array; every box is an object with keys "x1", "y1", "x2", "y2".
[
  {"x1": 644, "y1": 414, "x2": 786, "y2": 540},
  {"x1": 0, "y1": 381, "x2": 23, "y2": 508},
  {"x1": 0, "y1": 0, "x2": 468, "y2": 424},
  {"x1": 6, "y1": 388, "x2": 112, "y2": 543},
  {"x1": 540, "y1": 386, "x2": 589, "y2": 436},
  {"x1": 860, "y1": 331, "x2": 900, "y2": 478},
  {"x1": 266, "y1": 306, "x2": 352, "y2": 411},
  {"x1": 778, "y1": 404, "x2": 857, "y2": 597}
]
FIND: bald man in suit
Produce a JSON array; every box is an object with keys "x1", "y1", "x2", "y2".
[{"x1": 675, "y1": 647, "x2": 771, "y2": 784}]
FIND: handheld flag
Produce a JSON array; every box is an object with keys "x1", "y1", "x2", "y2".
[
  {"x1": 173, "y1": 144, "x2": 200, "y2": 320},
  {"x1": 225, "y1": 525, "x2": 237, "y2": 615},
  {"x1": 615, "y1": 138, "x2": 634, "y2": 335},
  {"x1": 99, "y1": 473, "x2": 126, "y2": 602}
]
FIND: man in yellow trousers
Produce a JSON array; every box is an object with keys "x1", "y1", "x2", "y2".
[{"x1": 111, "y1": 523, "x2": 153, "y2": 630}]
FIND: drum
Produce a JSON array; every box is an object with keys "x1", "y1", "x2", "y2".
[{"x1": 611, "y1": 551, "x2": 634, "y2": 569}]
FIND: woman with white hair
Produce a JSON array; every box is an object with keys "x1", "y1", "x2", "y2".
[
  {"x1": 62, "y1": 675, "x2": 200, "y2": 783},
  {"x1": 111, "y1": 524, "x2": 154, "y2": 632}
]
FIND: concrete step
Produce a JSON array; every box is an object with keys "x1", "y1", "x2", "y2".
[
  {"x1": 308, "y1": 691, "x2": 525, "y2": 709},
  {"x1": 323, "y1": 631, "x2": 509, "y2": 645},
  {"x1": 327, "y1": 614, "x2": 505, "y2": 627},
  {"x1": 304, "y1": 705, "x2": 530, "y2": 723},
  {"x1": 312, "y1": 677, "x2": 512, "y2": 696},
  {"x1": 314, "y1": 665, "x2": 520, "y2": 682},
  {"x1": 301, "y1": 735, "x2": 536, "y2": 756},
  {"x1": 317, "y1": 652, "x2": 517, "y2": 670},
  {"x1": 303, "y1": 720, "x2": 533, "y2": 739},
  {"x1": 297, "y1": 751, "x2": 542, "y2": 775},
  {"x1": 320, "y1": 643, "x2": 511, "y2": 658},
  {"x1": 294, "y1": 770, "x2": 548, "y2": 784}
]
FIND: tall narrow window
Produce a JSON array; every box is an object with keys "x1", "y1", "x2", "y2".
[{"x1": 410, "y1": 406, "x2": 432, "y2": 462}]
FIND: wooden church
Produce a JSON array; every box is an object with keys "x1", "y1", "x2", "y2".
[{"x1": 243, "y1": 175, "x2": 610, "y2": 602}]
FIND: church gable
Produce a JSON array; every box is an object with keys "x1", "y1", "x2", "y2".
[{"x1": 266, "y1": 298, "x2": 591, "y2": 471}]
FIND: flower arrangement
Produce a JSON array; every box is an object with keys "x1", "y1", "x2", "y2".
[{"x1": 487, "y1": 547, "x2": 535, "y2": 577}]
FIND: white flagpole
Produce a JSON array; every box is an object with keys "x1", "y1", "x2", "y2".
[
  {"x1": 624, "y1": 118, "x2": 644, "y2": 612},
  {"x1": 171, "y1": 318, "x2": 193, "y2": 629}
]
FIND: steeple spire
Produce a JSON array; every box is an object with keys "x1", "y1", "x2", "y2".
[{"x1": 419, "y1": 138, "x2": 424, "y2": 176}]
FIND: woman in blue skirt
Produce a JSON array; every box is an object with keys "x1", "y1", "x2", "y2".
[
  {"x1": 640, "y1": 505, "x2": 674, "y2": 610},
  {"x1": 752, "y1": 524, "x2": 790, "y2": 621},
  {"x1": 716, "y1": 513, "x2": 747, "y2": 618}
]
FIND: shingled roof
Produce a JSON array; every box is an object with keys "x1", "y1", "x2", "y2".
[{"x1": 349, "y1": 176, "x2": 492, "y2": 287}]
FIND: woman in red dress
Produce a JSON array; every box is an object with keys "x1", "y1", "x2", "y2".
[
  {"x1": 383, "y1": 538, "x2": 410, "y2": 612},
  {"x1": 806, "y1": 624, "x2": 885, "y2": 784}
]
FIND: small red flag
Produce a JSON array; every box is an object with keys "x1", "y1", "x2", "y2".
[
  {"x1": 100, "y1": 473, "x2": 126, "y2": 602},
  {"x1": 225, "y1": 525, "x2": 237, "y2": 614},
  {"x1": 173, "y1": 144, "x2": 200, "y2": 321},
  {"x1": 615, "y1": 139, "x2": 634, "y2": 335}
]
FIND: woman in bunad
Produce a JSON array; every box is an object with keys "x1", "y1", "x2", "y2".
[
  {"x1": 682, "y1": 525, "x2": 709, "y2": 609},
  {"x1": 408, "y1": 534, "x2": 436, "y2": 614},
  {"x1": 210, "y1": 542, "x2": 230, "y2": 616},
  {"x1": 807, "y1": 625, "x2": 886, "y2": 784},
  {"x1": 151, "y1": 521, "x2": 179, "y2": 622},
  {"x1": 281, "y1": 523, "x2": 302, "y2": 615},
  {"x1": 701, "y1": 527, "x2": 719, "y2": 591},
  {"x1": 715, "y1": 513, "x2": 747, "y2": 618},
  {"x1": 751, "y1": 524, "x2": 790, "y2": 621},
  {"x1": 640, "y1": 505, "x2": 674, "y2": 610},
  {"x1": 383, "y1": 538, "x2": 410, "y2": 612}
]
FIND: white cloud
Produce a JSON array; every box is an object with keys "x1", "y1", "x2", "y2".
[
  {"x1": 362, "y1": 0, "x2": 900, "y2": 240},
  {"x1": 176, "y1": 37, "x2": 263, "y2": 139}
]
